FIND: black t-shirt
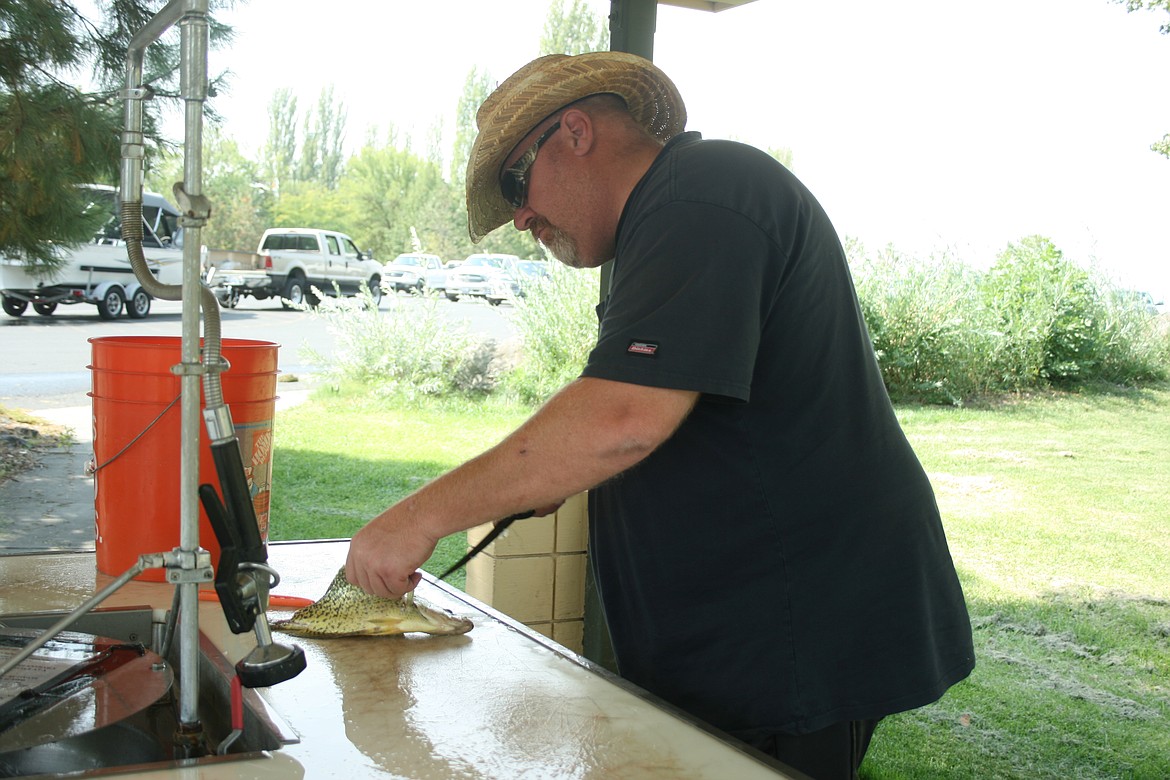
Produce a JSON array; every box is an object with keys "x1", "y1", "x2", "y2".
[{"x1": 582, "y1": 132, "x2": 974, "y2": 739}]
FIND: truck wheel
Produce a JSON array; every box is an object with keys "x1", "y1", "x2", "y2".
[
  {"x1": 2, "y1": 296, "x2": 28, "y2": 317},
  {"x1": 446, "y1": 293, "x2": 460, "y2": 302},
  {"x1": 33, "y1": 302, "x2": 57, "y2": 316},
  {"x1": 366, "y1": 276, "x2": 383, "y2": 308},
  {"x1": 97, "y1": 287, "x2": 125, "y2": 320},
  {"x1": 127, "y1": 288, "x2": 152, "y2": 319},
  {"x1": 282, "y1": 275, "x2": 307, "y2": 309}
]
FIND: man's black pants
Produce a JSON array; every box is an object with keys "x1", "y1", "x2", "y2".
[{"x1": 747, "y1": 718, "x2": 881, "y2": 780}]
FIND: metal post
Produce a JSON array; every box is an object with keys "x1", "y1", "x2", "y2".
[
  {"x1": 581, "y1": 0, "x2": 662, "y2": 673},
  {"x1": 609, "y1": 0, "x2": 658, "y2": 59}
]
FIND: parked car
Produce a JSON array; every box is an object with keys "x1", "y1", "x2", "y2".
[
  {"x1": 516, "y1": 260, "x2": 552, "y2": 284},
  {"x1": 486, "y1": 259, "x2": 551, "y2": 305},
  {"x1": 445, "y1": 253, "x2": 520, "y2": 302},
  {"x1": 383, "y1": 253, "x2": 446, "y2": 294}
]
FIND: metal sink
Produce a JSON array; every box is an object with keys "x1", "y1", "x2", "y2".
[{"x1": 0, "y1": 607, "x2": 294, "y2": 777}]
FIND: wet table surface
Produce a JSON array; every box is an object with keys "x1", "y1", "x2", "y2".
[{"x1": 0, "y1": 540, "x2": 796, "y2": 779}]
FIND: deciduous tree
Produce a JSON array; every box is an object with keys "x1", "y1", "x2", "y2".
[
  {"x1": 297, "y1": 85, "x2": 347, "y2": 188},
  {"x1": 264, "y1": 87, "x2": 298, "y2": 196},
  {"x1": 540, "y1": 0, "x2": 609, "y2": 55},
  {"x1": 450, "y1": 67, "x2": 492, "y2": 188},
  {"x1": 1114, "y1": 0, "x2": 1170, "y2": 158}
]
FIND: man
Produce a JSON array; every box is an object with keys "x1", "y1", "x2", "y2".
[{"x1": 346, "y1": 51, "x2": 974, "y2": 779}]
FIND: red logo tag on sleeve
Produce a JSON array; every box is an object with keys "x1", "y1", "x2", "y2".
[{"x1": 627, "y1": 340, "x2": 659, "y2": 357}]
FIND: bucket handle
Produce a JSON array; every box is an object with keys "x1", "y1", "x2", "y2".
[{"x1": 87, "y1": 393, "x2": 181, "y2": 476}]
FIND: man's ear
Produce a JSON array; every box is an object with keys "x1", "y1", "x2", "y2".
[{"x1": 560, "y1": 108, "x2": 594, "y2": 157}]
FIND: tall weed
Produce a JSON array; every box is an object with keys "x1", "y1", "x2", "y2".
[{"x1": 1089, "y1": 281, "x2": 1170, "y2": 385}]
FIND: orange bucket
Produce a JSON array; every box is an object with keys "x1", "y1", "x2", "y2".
[{"x1": 88, "y1": 336, "x2": 279, "y2": 581}]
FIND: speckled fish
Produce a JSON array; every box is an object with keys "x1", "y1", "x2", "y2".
[{"x1": 270, "y1": 567, "x2": 473, "y2": 637}]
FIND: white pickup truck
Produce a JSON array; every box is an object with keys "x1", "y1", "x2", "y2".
[
  {"x1": 1, "y1": 185, "x2": 184, "y2": 320},
  {"x1": 204, "y1": 228, "x2": 383, "y2": 308}
]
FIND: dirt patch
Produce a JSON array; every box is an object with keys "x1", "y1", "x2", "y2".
[
  {"x1": 929, "y1": 472, "x2": 1021, "y2": 518},
  {"x1": 981, "y1": 647, "x2": 1158, "y2": 720},
  {"x1": 0, "y1": 410, "x2": 73, "y2": 484}
]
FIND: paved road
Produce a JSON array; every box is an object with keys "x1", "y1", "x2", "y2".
[
  {"x1": 0, "y1": 293, "x2": 519, "y2": 409},
  {"x1": 0, "y1": 292, "x2": 519, "y2": 552}
]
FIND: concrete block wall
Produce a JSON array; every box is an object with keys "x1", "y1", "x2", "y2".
[{"x1": 465, "y1": 492, "x2": 588, "y2": 653}]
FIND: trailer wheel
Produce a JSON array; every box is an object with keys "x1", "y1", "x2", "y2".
[
  {"x1": 97, "y1": 287, "x2": 125, "y2": 320},
  {"x1": 2, "y1": 296, "x2": 28, "y2": 317},
  {"x1": 33, "y1": 302, "x2": 57, "y2": 316},
  {"x1": 127, "y1": 288, "x2": 151, "y2": 319}
]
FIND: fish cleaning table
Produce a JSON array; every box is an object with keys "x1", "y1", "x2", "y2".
[{"x1": 0, "y1": 540, "x2": 798, "y2": 778}]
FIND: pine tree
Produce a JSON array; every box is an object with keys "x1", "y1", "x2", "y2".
[{"x1": 0, "y1": 0, "x2": 231, "y2": 274}]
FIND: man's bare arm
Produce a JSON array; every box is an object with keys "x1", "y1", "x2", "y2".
[{"x1": 345, "y1": 376, "x2": 699, "y2": 598}]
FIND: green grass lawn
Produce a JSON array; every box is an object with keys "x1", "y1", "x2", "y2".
[
  {"x1": 268, "y1": 391, "x2": 530, "y2": 590},
  {"x1": 268, "y1": 384, "x2": 1170, "y2": 778},
  {"x1": 868, "y1": 386, "x2": 1170, "y2": 779}
]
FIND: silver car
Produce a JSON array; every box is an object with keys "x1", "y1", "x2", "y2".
[
  {"x1": 446, "y1": 254, "x2": 519, "y2": 302},
  {"x1": 486, "y1": 260, "x2": 551, "y2": 305},
  {"x1": 383, "y1": 253, "x2": 446, "y2": 294}
]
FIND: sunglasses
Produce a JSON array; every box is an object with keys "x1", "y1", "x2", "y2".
[{"x1": 500, "y1": 121, "x2": 561, "y2": 209}]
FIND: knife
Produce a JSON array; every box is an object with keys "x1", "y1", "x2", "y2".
[{"x1": 437, "y1": 510, "x2": 535, "y2": 581}]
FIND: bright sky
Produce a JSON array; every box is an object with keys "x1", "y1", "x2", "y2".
[{"x1": 203, "y1": 0, "x2": 1170, "y2": 300}]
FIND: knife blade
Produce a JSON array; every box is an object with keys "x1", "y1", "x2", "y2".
[{"x1": 437, "y1": 510, "x2": 535, "y2": 581}]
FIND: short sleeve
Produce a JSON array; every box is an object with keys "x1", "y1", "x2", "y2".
[{"x1": 582, "y1": 201, "x2": 773, "y2": 402}]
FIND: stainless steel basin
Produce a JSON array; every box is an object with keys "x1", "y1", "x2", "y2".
[{"x1": 0, "y1": 607, "x2": 293, "y2": 777}]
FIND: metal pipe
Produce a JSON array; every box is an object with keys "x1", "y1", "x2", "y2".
[
  {"x1": 176, "y1": 0, "x2": 211, "y2": 731},
  {"x1": 120, "y1": 0, "x2": 219, "y2": 732}
]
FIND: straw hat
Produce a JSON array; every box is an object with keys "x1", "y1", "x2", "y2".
[{"x1": 465, "y1": 51, "x2": 687, "y2": 242}]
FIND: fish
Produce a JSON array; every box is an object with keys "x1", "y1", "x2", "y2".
[{"x1": 270, "y1": 567, "x2": 473, "y2": 638}]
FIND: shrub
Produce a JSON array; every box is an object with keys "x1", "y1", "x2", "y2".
[
  {"x1": 299, "y1": 284, "x2": 499, "y2": 399},
  {"x1": 294, "y1": 244, "x2": 1166, "y2": 409},
  {"x1": 848, "y1": 237, "x2": 1169, "y2": 404},
  {"x1": 504, "y1": 263, "x2": 601, "y2": 405},
  {"x1": 980, "y1": 236, "x2": 1108, "y2": 388},
  {"x1": 849, "y1": 244, "x2": 998, "y2": 405}
]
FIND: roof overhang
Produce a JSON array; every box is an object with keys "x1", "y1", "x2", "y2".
[{"x1": 658, "y1": 0, "x2": 757, "y2": 12}]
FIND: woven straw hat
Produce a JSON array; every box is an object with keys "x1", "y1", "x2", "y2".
[{"x1": 465, "y1": 51, "x2": 687, "y2": 242}]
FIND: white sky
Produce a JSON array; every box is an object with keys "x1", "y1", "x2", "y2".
[{"x1": 201, "y1": 0, "x2": 1170, "y2": 300}]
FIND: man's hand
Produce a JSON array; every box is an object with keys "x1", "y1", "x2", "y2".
[{"x1": 345, "y1": 510, "x2": 437, "y2": 599}]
